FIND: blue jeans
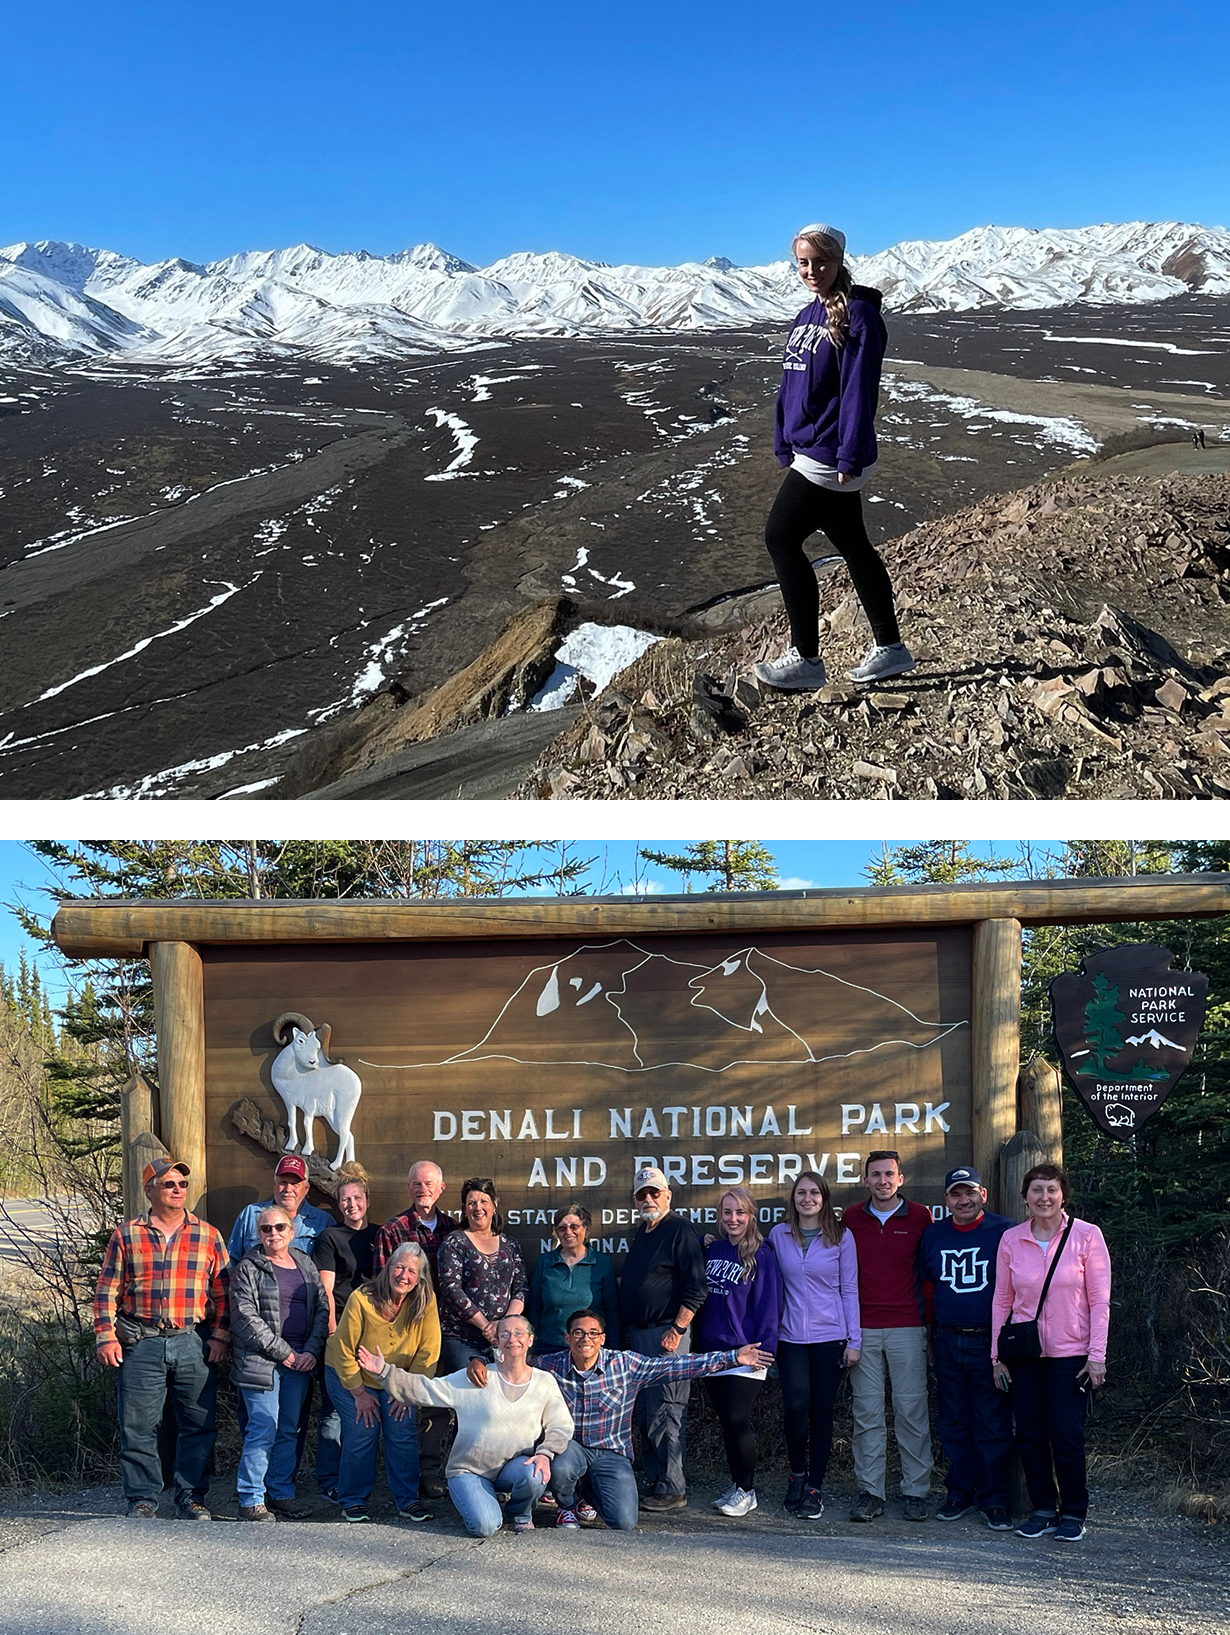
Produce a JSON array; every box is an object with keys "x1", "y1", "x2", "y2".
[
  {"x1": 550, "y1": 1441, "x2": 639, "y2": 1529},
  {"x1": 237, "y1": 1367, "x2": 313, "y2": 1506},
  {"x1": 448, "y1": 1458, "x2": 545, "y2": 1536},
  {"x1": 438, "y1": 1334, "x2": 493, "y2": 1375},
  {"x1": 324, "y1": 1366, "x2": 421, "y2": 1510},
  {"x1": 116, "y1": 1330, "x2": 218, "y2": 1506},
  {"x1": 315, "y1": 1399, "x2": 343, "y2": 1494},
  {"x1": 933, "y1": 1328, "x2": 1015, "y2": 1511}
]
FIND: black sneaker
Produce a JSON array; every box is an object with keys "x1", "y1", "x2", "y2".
[
  {"x1": 850, "y1": 1491, "x2": 886, "y2": 1522},
  {"x1": 1016, "y1": 1512, "x2": 1058, "y2": 1538},
  {"x1": 420, "y1": 1475, "x2": 447, "y2": 1499},
  {"x1": 1055, "y1": 1516, "x2": 1086, "y2": 1542},
  {"x1": 936, "y1": 1497, "x2": 974, "y2": 1522},
  {"x1": 798, "y1": 1486, "x2": 824, "y2": 1520},
  {"x1": 984, "y1": 1508, "x2": 1014, "y2": 1530},
  {"x1": 342, "y1": 1504, "x2": 371, "y2": 1524},
  {"x1": 902, "y1": 1496, "x2": 929, "y2": 1522},
  {"x1": 783, "y1": 1474, "x2": 806, "y2": 1513},
  {"x1": 398, "y1": 1499, "x2": 433, "y2": 1523}
]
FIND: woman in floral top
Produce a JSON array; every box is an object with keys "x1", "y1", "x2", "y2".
[{"x1": 436, "y1": 1177, "x2": 528, "y2": 1373}]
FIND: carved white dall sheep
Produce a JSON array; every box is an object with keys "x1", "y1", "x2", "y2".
[{"x1": 270, "y1": 1013, "x2": 361, "y2": 1170}]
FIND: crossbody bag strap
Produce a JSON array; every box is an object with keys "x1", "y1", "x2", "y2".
[{"x1": 1031, "y1": 1218, "x2": 1075, "y2": 1321}]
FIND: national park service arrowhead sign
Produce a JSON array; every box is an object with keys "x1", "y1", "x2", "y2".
[{"x1": 1049, "y1": 945, "x2": 1207, "y2": 1137}]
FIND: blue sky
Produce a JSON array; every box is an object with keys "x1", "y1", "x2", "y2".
[
  {"x1": 0, "y1": 838, "x2": 1042, "y2": 1004},
  {"x1": 3, "y1": 3, "x2": 1226, "y2": 267}
]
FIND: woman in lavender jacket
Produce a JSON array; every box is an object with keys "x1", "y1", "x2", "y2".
[
  {"x1": 768, "y1": 1171, "x2": 861, "y2": 1520},
  {"x1": 696, "y1": 1186, "x2": 782, "y2": 1518}
]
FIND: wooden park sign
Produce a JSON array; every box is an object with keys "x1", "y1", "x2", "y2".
[
  {"x1": 50, "y1": 875, "x2": 1230, "y2": 1257},
  {"x1": 1050, "y1": 944, "x2": 1208, "y2": 1137}
]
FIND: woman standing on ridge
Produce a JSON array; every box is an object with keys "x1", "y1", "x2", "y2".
[{"x1": 755, "y1": 223, "x2": 913, "y2": 692}]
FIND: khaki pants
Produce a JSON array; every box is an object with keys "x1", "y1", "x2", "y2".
[{"x1": 849, "y1": 1326, "x2": 932, "y2": 1500}]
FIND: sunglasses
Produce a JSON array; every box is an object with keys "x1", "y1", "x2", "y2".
[
  {"x1": 258, "y1": 1223, "x2": 290, "y2": 1234},
  {"x1": 158, "y1": 1179, "x2": 189, "y2": 1190}
]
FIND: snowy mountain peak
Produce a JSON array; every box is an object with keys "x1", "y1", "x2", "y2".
[{"x1": 3, "y1": 220, "x2": 1227, "y2": 367}]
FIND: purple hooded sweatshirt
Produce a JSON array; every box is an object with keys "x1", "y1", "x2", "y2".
[
  {"x1": 695, "y1": 1239, "x2": 782, "y2": 1354},
  {"x1": 773, "y1": 285, "x2": 887, "y2": 477}
]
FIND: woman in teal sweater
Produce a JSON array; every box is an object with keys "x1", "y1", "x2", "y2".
[{"x1": 528, "y1": 1203, "x2": 620, "y2": 1352}]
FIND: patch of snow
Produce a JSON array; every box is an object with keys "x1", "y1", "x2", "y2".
[
  {"x1": 529, "y1": 621, "x2": 661, "y2": 711},
  {"x1": 423, "y1": 407, "x2": 478, "y2": 479}
]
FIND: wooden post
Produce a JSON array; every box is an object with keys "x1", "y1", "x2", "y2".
[
  {"x1": 1017, "y1": 1055, "x2": 1064, "y2": 1166},
  {"x1": 971, "y1": 919, "x2": 1022, "y2": 1211},
  {"x1": 150, "y1": 941, "x2": 207, "y2": 1215},
  {"x1": 120, "y1": 1072, "x2": 158, "y2": 1219},
  {"x1": 998, "y1": 1129, "x2": 1045, "y2": 1224}
]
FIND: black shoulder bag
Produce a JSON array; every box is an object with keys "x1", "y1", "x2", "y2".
[{"x1": 997, "y1": 1218, "x2": 1074, "y2": 1364}]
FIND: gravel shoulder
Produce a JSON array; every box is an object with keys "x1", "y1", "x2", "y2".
[{"x1": 1, "y1": 1480, "x2": 1224, "y2": 1635}]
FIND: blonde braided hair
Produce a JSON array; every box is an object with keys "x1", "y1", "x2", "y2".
[{"x1": 792, "y1": 230, "x2": 852, "y2": 349}]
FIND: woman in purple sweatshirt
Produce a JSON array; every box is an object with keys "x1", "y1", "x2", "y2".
[
  {"x1": 695, "y1": 1186, "x2": 782, "y2": 1518},
  {"x1": 768, "y1": 1171, "x2": 861, "y2": 1519},
  {"x1": 754, "y1": 222, "x2": 914, "y2": 693}
]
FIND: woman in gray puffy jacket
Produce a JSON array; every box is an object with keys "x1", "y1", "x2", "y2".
[{"x1": 230, "y1": 1203, "x2": 329, "y2": 1521}]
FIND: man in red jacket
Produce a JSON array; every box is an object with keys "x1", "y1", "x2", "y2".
[{"x1": 842, "y1": 1149, "x2": 934, "y2": 1522}]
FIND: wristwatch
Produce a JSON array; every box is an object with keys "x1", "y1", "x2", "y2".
[{"x1": 669, "y1": 1323, "x2": 688, "y2": 1336}]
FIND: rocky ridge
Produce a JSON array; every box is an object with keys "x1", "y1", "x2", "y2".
[{"x1": 518, "y1": 469, "x2": 1230, "y2": 800}]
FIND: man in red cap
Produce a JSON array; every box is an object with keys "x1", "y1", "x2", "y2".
[
  {"x1": 94, "y1": 1158, "x2": 231, "y2": 1519},
  {"x1": 226, "y1": 1153, "x2": 334, "y2": 1261}
]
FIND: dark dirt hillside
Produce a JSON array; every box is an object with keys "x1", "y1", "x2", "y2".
[{"x1": 518, "y1": 468, "x2": 1230, "y2": 800}]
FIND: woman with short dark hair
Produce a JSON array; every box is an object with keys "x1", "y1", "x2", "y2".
[
  {"x1": 527, "y1": 1202, "x2": 619, "y2": 1352},
  {"x1": 991, "y1": 1164, "x2": 1112, "y2": 1542},
  {"x1": 435, "y1": 1178, "x2": 528, "y2": 1373}
]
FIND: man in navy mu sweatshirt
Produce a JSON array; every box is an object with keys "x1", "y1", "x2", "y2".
[
  {"x1": 842, "y1": 1150, "x2": 933, "y2": 1521},
  {"x1": 919, "y1": 1166, "x2": 1016, "y2": 1529}
]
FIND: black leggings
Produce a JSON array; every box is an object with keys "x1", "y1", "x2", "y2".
[
  {"x1": 704, "y1": 1375, "x2": 763, "y2": 1491},
  {"x1": 764, "y1": 469, "x2": 900, "y2": 657},
  {"x1": 776, "y1": 1339, "x2": 845, "y2": 1488}
]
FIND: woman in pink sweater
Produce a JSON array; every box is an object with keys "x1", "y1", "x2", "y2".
[{"x1": 991, "y1": 1164, "x2": 1111, "y2": 1543}]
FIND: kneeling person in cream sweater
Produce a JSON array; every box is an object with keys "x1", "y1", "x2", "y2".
[{"x1": 360, "y1": 1313, "x2": 572, "y2": 1535}]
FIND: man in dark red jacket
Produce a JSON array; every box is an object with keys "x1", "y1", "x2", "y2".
[{"x1": 842, "y1": 1150, "x2": 934, "y2": 1522}]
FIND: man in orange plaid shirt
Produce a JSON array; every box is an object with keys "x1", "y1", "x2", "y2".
[{"x1": 94, "y1": 1158, "x2": 231, "y2": 1520}]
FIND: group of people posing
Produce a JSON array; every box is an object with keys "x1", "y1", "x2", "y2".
[{"x1": 94, "y1": 1146, "x2": 1111, "y2": 1543}]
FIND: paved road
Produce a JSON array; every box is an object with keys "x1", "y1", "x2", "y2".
[
  {"x1": 0, "y1": 1196, "x2": 68, "y2": 1268},
  {"x1": 1, "y1": 1483, "x2": 1224, "y2": 1635}
]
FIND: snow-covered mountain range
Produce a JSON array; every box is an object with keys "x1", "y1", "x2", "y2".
[{"x1": 2, "y1": 221, "x2": 1227, "y2": 369}]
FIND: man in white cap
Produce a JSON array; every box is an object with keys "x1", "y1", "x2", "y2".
[
  {"x1": 617, "y1": 1166, "x2": 708, "y2": 1510},
  {"x1": 94, "y1": 1158, "x2": 231, "y2": 1519}
]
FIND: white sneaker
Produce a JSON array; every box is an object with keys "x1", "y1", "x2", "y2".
[
  {"x1": 753, "y1": 647, "x2": 827, "y2": 691},
  {"x1": 717, "y1": 1487, "x2": 758, "y2": 1518},
  {"x1": 711, "y1": 1485, "x2": 738, "y2": 1511},
  {"x1": 847, "y1": 642, "x2": 915, "y2": 683}
]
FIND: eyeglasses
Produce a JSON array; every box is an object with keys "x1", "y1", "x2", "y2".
[
  {"x1": 258, "y1": 1223, "x2": 290, "y2": 1234},
  {"x1": 158, "y1": 1179, "x2": 189, "y2": 1191},
  {"x1": 569, "y1": 1329, "x2": 604, "y2": 1341},
  {"x1": 555, "y1": 1220, "x2": 583, "y2": 1232},
  {"x1": 635, "y1": 1188, "x2": 663, "y2": 1199}
]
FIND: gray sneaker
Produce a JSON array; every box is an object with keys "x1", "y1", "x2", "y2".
[
  {"x1": 847, "y1": 642, "x2": 916, "y2": 683},
  {"x1": 753, "y1": 647, "x2": 827, "y2": 691}
]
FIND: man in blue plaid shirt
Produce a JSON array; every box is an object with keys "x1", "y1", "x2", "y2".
[{"x1": 469, "y1": 1307, "x2": 771, "y2": 1529}]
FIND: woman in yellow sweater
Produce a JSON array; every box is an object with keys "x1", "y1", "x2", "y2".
[{"x1": 324, "y1": 1241, "x2": 440, "y2": 1524}]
